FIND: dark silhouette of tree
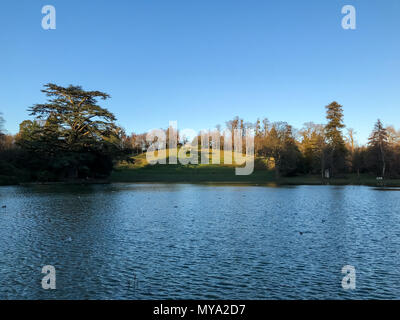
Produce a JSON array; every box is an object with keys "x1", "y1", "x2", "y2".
[
  {"x1": 352, "y1": 146, "x2": 367, "y2": 177},
  {"x1": 28, "y1": 83, "x2": 116, "y2": 150},
  {"x1": 367, "y1": 119, "x2": 389, "y2": 177},
  {"x1": 16, "y1": 84, "x2": 130, "y2": 180}
]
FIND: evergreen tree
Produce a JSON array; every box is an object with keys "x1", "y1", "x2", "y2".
[
  {"x1": 368, "y1": 119, "x2": 389, "y2": 177},
  {"x1": 324, "y1": 101, "x2": 347, "y2": 175},
  {"x1": 16, "y1": 83, "x2": 129, "y2": 180}
]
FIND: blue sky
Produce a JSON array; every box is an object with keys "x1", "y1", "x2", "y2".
[{"x1": 0, "y1": 0, "x2": 399, "y2": 144}]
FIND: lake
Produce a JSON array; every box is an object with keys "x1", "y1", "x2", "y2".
[{"x1": 0, "y1": 184, "x2": 399, "y2": 299}]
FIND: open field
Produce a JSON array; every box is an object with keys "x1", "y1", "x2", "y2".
[{"x1": 111, "y1": 149, "x2": 272, "y2": 183}]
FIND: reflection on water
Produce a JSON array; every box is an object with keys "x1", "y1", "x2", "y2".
[{"x1": 0, "y1": 184, "x2": 399, "y2": 299}]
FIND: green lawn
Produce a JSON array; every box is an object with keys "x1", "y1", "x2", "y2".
[
  {"x1": 111, "y1": 165, "x2": 400, "y2": 186},
  {"x1": 110, "y1": 151, "x2": 400, "y2": 186},
  {"x1": 111, "y1": 164, "x2": 276, "y2": 183}
]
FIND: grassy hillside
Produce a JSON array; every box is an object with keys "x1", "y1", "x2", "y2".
[{"x1": 111, "y1": 148, "x2": 274, "y2": 183}]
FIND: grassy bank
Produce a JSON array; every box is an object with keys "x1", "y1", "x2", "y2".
[
  {"x1": 111, "y1": 164, "x2": 275, "y2": 183},
  {"x1": 111, "y1": 165, "x2": 400, "y2": 186},
  {"x1": 110, "y1": 151, "x2": 400, "y2": 186},
  {"x1": 3, "y1": 148, "x2": 400, "y2": 187}
]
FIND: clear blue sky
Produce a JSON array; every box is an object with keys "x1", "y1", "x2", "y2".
[{"x1": 1, "y1": 0, "x2": 399, "y2": 144}]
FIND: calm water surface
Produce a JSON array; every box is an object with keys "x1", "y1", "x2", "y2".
[{"x1": 0, "y1": 184, "x2": 399, "y2": 299}]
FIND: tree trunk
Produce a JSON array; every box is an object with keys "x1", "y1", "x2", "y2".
[{"x1": 379, "y1": 142, "x2": 386, "y2": 178}]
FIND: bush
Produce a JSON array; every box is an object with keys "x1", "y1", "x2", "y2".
[{"x1": 0, "y1": 175, "x2": 19, "y2": 185}]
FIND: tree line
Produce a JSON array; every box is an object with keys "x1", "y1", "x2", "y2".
[
  {"x1": 1, "y1": 84, "x2": 399, "y2": 184},
  {"x1": 219, "y1": 102, "x2": 399, "y2": 179},
  {"x1": 122, "y1": 102, "x2": 400, "y2": 179}
]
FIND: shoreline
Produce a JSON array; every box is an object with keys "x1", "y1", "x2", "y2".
[
  {"x1": 2, "y1": 167, "x2": 400, "y2": 187},
  {"x1": 109, "y1": 167, "x2": 400, "y2": 187},
  {"x1": 2, "y1": 178, "x2": 400, "y2": 188}
]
